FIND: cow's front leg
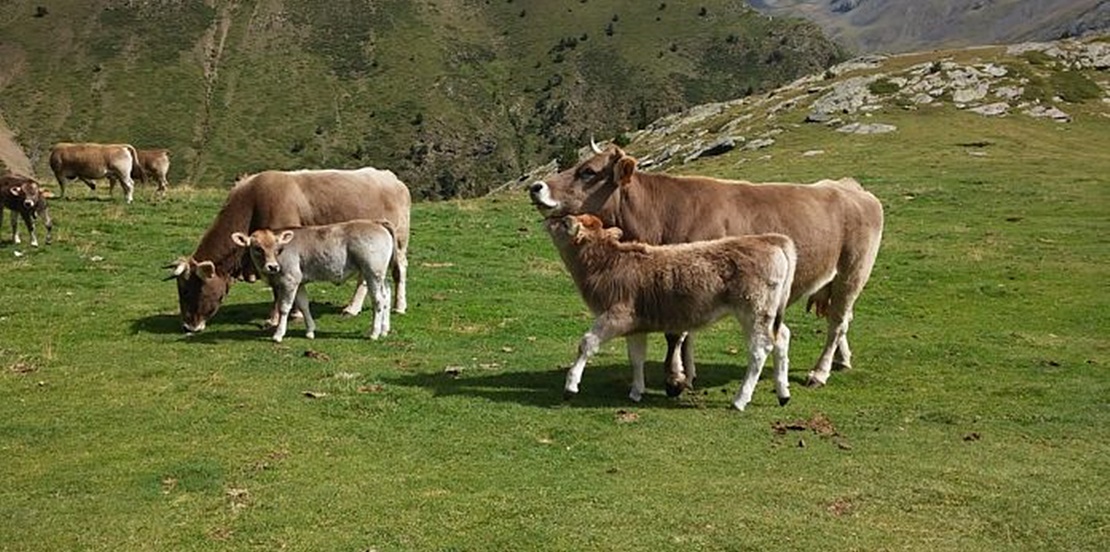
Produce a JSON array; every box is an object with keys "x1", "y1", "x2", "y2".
[
  {"x1": 626, "y1": 333, "x2": 647, "y2": 402},
  {"x1": 342, "y1": 279, "x2": 369, "y2": 317}
]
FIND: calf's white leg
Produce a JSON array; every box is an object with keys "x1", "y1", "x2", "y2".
[
  {"x1": 367, "y1": 273, "x2": 391, "y2": 340},
  {"x1": 271, "y1": 290, "x2": 297, "y2": 343},
  {"x1": 772, "y1": 324, "x2": 792, "y2": 406},
  {"x1": 731, "y1": 316, "x2": 775, "y2": 411},
  {"x1": 565, "y1": 314, "x2": 630, "y2": 399},
  {"x1": 295, "y1": 285, "x2": 316, "y2": 339}
]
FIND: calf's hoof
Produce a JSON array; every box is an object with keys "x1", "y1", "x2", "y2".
[
  {"x1": 804, "y1": 376, "x2": 826, "y2": 388},
  {"x1": 664, "y1": 380, "x2": 687, "y2": 398},
  {"x1": 562, "y1": 389, "x2": 577, "y2": 402},
  {"x1": 778, "y1": 396, "x2": 791, "y2": 407},
  {"x1": 305, "y1": 332, "x2": 315, "y2": 340},
  {"x1": 832, "y1": 360, "x2": 852, "y2": 371}
]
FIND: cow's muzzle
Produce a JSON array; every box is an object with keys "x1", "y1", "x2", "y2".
[{"x1": 529, "y1": 181, "x2": 558, "y2": 211}]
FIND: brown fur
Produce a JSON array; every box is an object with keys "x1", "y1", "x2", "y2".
[
  {"x1": 48, "y1": 142, "x2": 143, "y2": 201},
  {"x1": 171, "y1": 168, "x2": 411, "y2": 332},
  {"x1": 531, "y1": 145, "x2": 883, "y2": 386},
  {"x1": 1, "y1": 173, "x2": 52, "y2": 246},
  {"x1": 130, "y1": 148, "x2": 170, "y2": 192}
]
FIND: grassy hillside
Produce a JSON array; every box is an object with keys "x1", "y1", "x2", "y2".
[
  {"x1": 0, "y1": 0, "x2": 844, "y2": 198},
  {"x1": 0, "y1": 38, "x2": 1107, "y2": 550}
]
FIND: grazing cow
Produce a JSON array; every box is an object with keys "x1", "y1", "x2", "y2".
[
  {"x1": 546, "y1": 214, "x2": 796, "y2": 410},
  {"x1": 49, "y1": 142, "x2": 143, "y2": 203},
  {"x1": 232, "y1": 220, "x2": 396, "y2": 342},
  {"x1": 168, "y1": 168, "x2": 411, "y2": 333},
  {"x1": 530, "y1": 141, "x2": 883, "y2": 388},
  {"x1": 1, "y1": 173, "x2": 53, "y2": 247},
  {"x1": 130, "y1": 148, "x2": 171, "y2": 193}
]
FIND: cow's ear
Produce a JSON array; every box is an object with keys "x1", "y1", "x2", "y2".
[
  {"x1": 230, "y1": 232, "x2": 250, "y2": 247},
  {"x1": 278, "y1": 230, "x2": 295, "y2": 245},
  {"x1": 614, "y1": 156, "x2": 637, "y2": 188},
  {"x1": 195, "y1": 261, "x2": 217, "y2": 280}
]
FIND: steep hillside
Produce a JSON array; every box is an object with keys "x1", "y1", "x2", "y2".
[
  {"x1": 0, "y1": 0, "x2": 844, "y2": 198},
  {"x1": 749, "y1": 0, "x2": 1110, "y2": 54},
  {"x1": 591, "y1": 35, "x2": 1109, "y2": 181}
]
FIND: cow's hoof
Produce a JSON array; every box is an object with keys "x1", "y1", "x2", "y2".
[
  {"x1": 305, "y1": 332, "x2": 315, "y2": 340},
  {"x1": 272, "y1": 336, "x2": 284, "y2": 343},
  {"x1": 778, "y1": 396, "x2": 791, "y2": 407},
  {"x1": 562, "y1": 390, "x2": 577, "y2": 401},
  {"x1": 664, "y1": 380, "x2": 686, "y2": 398}
]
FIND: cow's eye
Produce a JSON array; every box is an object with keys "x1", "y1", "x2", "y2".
[{"x1": 578, "y1": 168, "x2": 596, "y2": 180}]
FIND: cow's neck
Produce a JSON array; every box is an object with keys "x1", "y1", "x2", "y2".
[
  {"x1": 192, "y1": 198, "x2": 252, "y2": 277},
  {"x1": 610, "y1": 173, "x2": 669, "y2": 245}
]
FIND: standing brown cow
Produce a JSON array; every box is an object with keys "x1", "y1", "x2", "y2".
[
  {"x1": 130, "y1": 148, "x2": 170, "y2": 193},
  {"x1": 49, "y1": 142, "x2": 143, "y2": 203},
  {"x1": 529, "y1": 141, "x2": 884, "y2": 388},
  {"x1": 168, "y1": 168, "x2": 411, "y2": 333}
]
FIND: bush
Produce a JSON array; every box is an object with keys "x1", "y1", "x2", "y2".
[
  {"x1": 1050, "y1": 70, "x2": 1103, "y2": 102},
  {"x1": 868, "y1": 78, "x2": 900, "y2": 95}
]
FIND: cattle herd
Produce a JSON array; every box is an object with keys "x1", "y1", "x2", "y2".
[{"x1": 3, "y1": 138, "x2": 884, "y2": 410}]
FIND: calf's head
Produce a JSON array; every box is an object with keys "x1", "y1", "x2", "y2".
[
  {"x1": 231, "y1": 229, "x2": 295, "y2": 276},
  {"x1": 6, "y1": 178, "x2": 45, "y2": 211},
  {"x1": 544, "y1": 214, "x2": 622, "y2": 250},
  {"x1": 529, "y1": 140, "x2": 639, "y2": 219},
  {"x1": 167, "y1": 257, "x2": 227, "y2": 333}
]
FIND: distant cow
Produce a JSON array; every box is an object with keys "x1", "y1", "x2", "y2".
[
  {"x1": 1, "y1": 173, "x2": 53, "y2": 247},
  {"x1": 546, "y1": 214, "x2": 796, "y2": 410},
  {"x1": 530, "y1": 141, "x2": 883, "y2": 388},
  {"x1": 168, "y1": 168, "x2": 411, "y2": 333},
  {"x1": 130, "y1": 148, "x2": 170, "y2": 193},
  {"x1": 232, "y1": 220, "x2": 396, "y2": 342},
  {"x1": 49, "y1": 142, "x2": 144, "y2": 203}
]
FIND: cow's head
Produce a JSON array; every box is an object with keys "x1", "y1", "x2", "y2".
[
  {"x1": 167, "y1": 257, "x2": 228, "y2": 333},
  {"x1": 544, "y1": 214, "x2": 622, "y2": 249},
  {"x1": 231, "y1": 229, "x2": 294, "y2": 277},
  {"x1": 529, "y1": 139, "x2": 638, "y2": 219},
  {"x1": 7, "y1": 178, "x2": 45, "y2": 211}
]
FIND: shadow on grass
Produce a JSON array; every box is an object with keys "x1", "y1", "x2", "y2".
[
  {"x1": 383, "y1": 360, "x2": 797, "y2": 409},
  {"x1": 131, "y1": 301, "x2": 378, "y2": 343}
]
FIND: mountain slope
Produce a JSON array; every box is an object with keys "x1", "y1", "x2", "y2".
[
  {"x1": 0, "y1": 0, "x2": 844, "y2": 198},
  {"x1": 748, "y1": 0, "x2": 1110, "y2": 54}
]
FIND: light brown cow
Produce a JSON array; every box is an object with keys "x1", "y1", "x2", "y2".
[
  {"x1": 232, "y1": 220, "x2": 396, "y2": 343},
  {"x1": 546, "y1": 214, "x2": 796, "y2": 410},
  {"x1": 130, "y1": 148, "x2": 170, "y2": 192},
  {"x1": 49, "y1": 142, "x2": 143, "y2": 203},
  {"x1": 168, "y1": 168, "x2": 411, "y2": 333},
  {"x1": 530, "y1": 142, "x2": 884, "y2": 388}
]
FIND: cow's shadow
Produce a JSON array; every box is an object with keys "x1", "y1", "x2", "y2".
[
  {"x1": 131, "y1": 301, "x2": 375, "y2": 343},
  {"x1": 382, "y1": 361, "x2": 800, "y2": 409}
]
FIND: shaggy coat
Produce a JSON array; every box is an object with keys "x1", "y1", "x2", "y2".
[
  {"x1": 546, "y1": 214, "x2": 796, "y2": 410},
  {"x1": 169, "y1": 168, "x2": 411, "y2": 333},
  {"x1": 49, "y1": 142, "x2": 143, "y2": 203},
  {"x1": 232, "y1": 220, "x2": 396, "y2": 343},
  {"x1": 1, "y1": 173, "x2": 52, "y2": 247},
  {"x1": 530, "y1": 143, "x2": 883, "y2": 387}
]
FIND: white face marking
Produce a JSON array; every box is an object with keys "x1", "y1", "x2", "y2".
[{"x1": 529, "y1": 181, "x2": 559, "y2": 210}]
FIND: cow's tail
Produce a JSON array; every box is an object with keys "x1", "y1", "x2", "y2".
[
  {"x1": 124, "y1": 144, "x2": 145, "y2": 183},
  {"x1": 378, "y1": 219, "x2": 398, "y2": 267}
]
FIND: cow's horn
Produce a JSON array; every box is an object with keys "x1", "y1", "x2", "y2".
[{"x1": 590, "y1": 137, "x2": 603, "y2": 154}]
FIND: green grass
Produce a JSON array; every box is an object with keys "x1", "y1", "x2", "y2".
[{"x1": 1, "y1": 91, "x2": 1108, "y2": 550}]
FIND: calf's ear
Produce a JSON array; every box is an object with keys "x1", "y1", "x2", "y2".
[
  {"x1": 8, "y1": 186, "x2": 21, "y2": 196},
  {"x1": 278, "y1": 230, "x2": 295, "y2": 245},
  {"x1": 605, "y1": 227, "x2": 623, "y2": 241},
  {"x1": 230, "y1": 232, "x2": 250, "y2": 247},
  {"x1": 614, "y1": 156, "x2": 637, "y2": 188}
]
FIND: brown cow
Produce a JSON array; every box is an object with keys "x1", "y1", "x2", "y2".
[
  {"x1": 545, "y1": 214, "x2": 796, "y2": 409},
  {"x1": 129, "y1": 148, "x2": 170, "y2": 193},
  {"x1": 1, "y1": 173, "x2": 52, "y2": 247},
  {"x1": 168, "y1": 168, "x2": 411, "y2": 333},
  {"x1": 529, "y1": 141, "x2": 884, "y2": 388},
  {"x1": 49, "y1": 142, "x2": 143, "y2": 203}
]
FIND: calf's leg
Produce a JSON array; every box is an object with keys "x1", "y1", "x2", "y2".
[
  {"x1": 565, "y1": 314, "x2": 632, "y2": 399},
  {"x1": 19, "y1": 210, "x2": 38, "y2": 247},
  {"x1": 367, "y1": 273, "x2": 392, "y2": 340},
  {"x1": 294, "y1": 285, "x2": 317, "y2": 339},
  {"x1": 772, "y1": 324, "x2": 792, "y2": 406},
  {"x1": 342, "y1": 279, "x2": 369, "y2": 317},
  {"x1": 731, "y1": 314, "x2": 775, "y2": 411}
]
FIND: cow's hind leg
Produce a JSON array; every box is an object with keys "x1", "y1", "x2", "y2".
[{"x1": 626, "y1": 333, "x2": 647, "y2": 402}]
